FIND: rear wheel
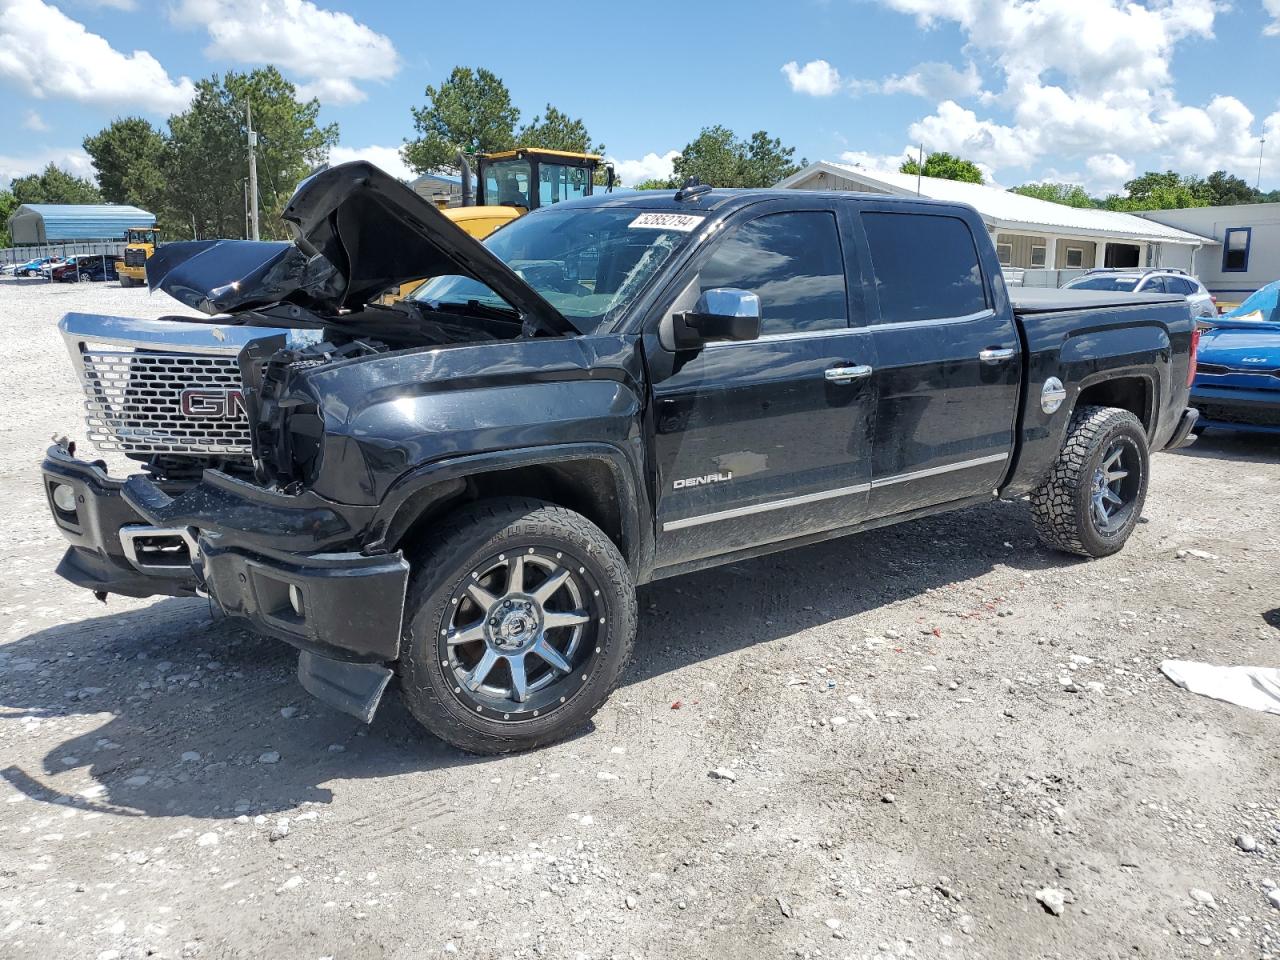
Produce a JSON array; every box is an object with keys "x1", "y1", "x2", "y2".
[
  {"x1": 1031, "y1": 405, "x2": 1149, "y2": 558},
  {"x1": 397, "y1": 498, "x2": 636, "y2": 754},
  {"x1": 119, "y1": 275, "x2": 136, "y2": 288}
]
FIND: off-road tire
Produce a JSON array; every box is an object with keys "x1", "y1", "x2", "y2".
[
  {"x1": 397, "y1": 497, "x2": 636, "y2": 754},
  {"x1": 1030, "y1": 405, "x2": 1149, "y2": 558},
  {"x1": 118, "y1": 275, "x2": 135, "y2": 288}
]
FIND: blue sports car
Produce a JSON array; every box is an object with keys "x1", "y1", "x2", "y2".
[{"x1": 1191, "y1": 281, "x2": 1280, "y2": 435}]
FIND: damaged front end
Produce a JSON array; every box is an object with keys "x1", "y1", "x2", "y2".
[{"x1": 42, "y1": 161, "x2": 579, "y2": 722}]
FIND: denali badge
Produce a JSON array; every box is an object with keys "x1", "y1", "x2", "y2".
[
  {"x1": 673, "y1": 471, "x2": 733, "y2": 489},
  {"x1": 180, "y1": 387, "x2": 247, "y2": 419}
]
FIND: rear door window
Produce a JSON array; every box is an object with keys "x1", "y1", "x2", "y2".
[
  {"x1": 862, "y1": 213, "x2": 987, "y2": 323},
  {"x1": 698, "y1": 211, "x2": 849, "y2": 336},
  {"x1": 1141, "y1": 276, "x2": 1169, "y2": 293}
]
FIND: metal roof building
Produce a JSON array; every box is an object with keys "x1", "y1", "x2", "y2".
[
  {"x1": 777, "y1": 162, "x2": 1214, "y2": 276},
  {"x1": 8, "y1": 203, "x2": 156, "y2": 245}
]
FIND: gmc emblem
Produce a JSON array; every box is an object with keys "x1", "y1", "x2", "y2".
[{"x1": 180, "y1": 387, "x2": 247, "y2": 419}]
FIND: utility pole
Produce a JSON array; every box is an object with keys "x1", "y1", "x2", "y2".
[
  {"x1": 242, "y1": 179, "x2": 249, "y2": 239},
  {"x1": 1258, "y1": 138, "x2": 1266, "y2": 193},
  {"x1": 247, "y1": 100, "x2": 260, "y2": 241},
  {"x1": 916, "y1": 143, "x2": 924, "y2": 196}
]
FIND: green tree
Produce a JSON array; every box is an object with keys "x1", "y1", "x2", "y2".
[
  {"x1": 0, "y1": 190, "x2": 15, "y2": 247},
  {"x1": 9, "y1": 163, "x2": 102, "y2": 205},
  {"x1": 1104, "y1": 170, "x2": 1208, "y2": 211},
  {"x1": 165, "y1": 67, "x2": 338, "y2": 239},
  {"x1": 633, "y1": 178, "x2": 672, "y2": 190},
  {"x1": 740, "y1": 130, "x2": 805, "y2": 188},
  {"x1": 1010, "y1": 182, "x2": 1100, "y2": 208},
  {"x1": 83, "y1": 117, "x2": 168, "y2": 216},
  {"x1": 403, "y1": 67, "x2": 519, "y2": 174},
  {"x1": 1203, "y1": 170, "x2": 1260, "y2": 206},
  {"x1": 668, "y1": 125, "x2": 803, "y2": 188},
  {"x1": 518, "y1": 104, "x2": 603, "y2": 155},
  {"x1": 899, "y1": 151, "x2": 984, "y2": 184}
]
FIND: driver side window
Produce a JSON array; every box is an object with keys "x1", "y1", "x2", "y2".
[{"x1": 698, "y1": 211, "x2": 849, "y2": 336}]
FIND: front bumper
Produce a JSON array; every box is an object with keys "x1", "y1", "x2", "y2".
[
  {"x1": 1190, "y1": 384, "x2": 1280, "y2": 434},
  {"x1": 42, "y1": 443, "x2": 410, "y2": 668},
  {"x1": 43, "y1": 446, "x2": 199, "y2": 598}
]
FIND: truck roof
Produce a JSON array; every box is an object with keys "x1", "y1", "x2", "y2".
[{"x1": 565, "y1": 188, "x2": 976, "y2": 215}]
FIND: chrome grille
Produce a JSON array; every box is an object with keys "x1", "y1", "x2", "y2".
[
  {"x1": 79, "y1": 348, "x2": 252, "y2": 455},
  {"x1": 59, "y1": 312, "x2": 313, "y2": 460}
]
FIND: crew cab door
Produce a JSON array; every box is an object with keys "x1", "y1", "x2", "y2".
[
  {"x1": 858, "y1": 207, "x2": 1020, "y2": 517},
  {"x1": 643, "y1": 200, "x2": 878, "y2": 568}
]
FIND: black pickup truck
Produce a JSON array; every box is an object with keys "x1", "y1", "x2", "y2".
[{"x1": 42, "y1": 162, "x2": 1200, "y2": 752}]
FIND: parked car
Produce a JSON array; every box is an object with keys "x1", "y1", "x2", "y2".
[
  {"x1": 14, "y1": 256, "x2": 60, "y2": 277},
  {"x1": 1190, "y1": 280, "x2": 1280, "y2": 435},
  {"x1": 41, "y1": 163, "x2": 1199, "y2": 753},
  {"x1": 1064, "y1": 269, "x2": 1216, "y2": 320},
  {"x1": 50, "y1": 256, "x2": 114, "y2": 283}
]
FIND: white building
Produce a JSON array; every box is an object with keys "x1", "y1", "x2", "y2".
[
  {"x1": 776, "y1": 162, "x2": 1214, "y2": 283},
  {"x1": 1136, "y1": 202, "x2": 1280, "y2": 303}
]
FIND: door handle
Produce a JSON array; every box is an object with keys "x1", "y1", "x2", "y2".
[
  {"x1": 824, "y1": 364, "x2": 873, "y2": 384},
  {"x1": 979, "y1": 347, "x2": 1015, "y2": 364}
]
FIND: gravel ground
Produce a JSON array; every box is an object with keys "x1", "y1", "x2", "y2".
[{"x1": 1, "y1": 276, "x2": 1278, "y2": 960}]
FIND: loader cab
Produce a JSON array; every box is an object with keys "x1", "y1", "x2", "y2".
[
  {"x1": 125, "y1": 227, "x2": 160, "y2": 246},
  {"x1": 475, "y1": 149, "x2": 603, "y2": 212}
]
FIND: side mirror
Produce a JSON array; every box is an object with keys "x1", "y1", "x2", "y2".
[{"x1": 672, "y1": 288, "x2": 761, "y2": 348}]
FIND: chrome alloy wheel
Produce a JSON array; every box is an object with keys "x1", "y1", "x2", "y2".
[
  {"x1": 438, "y1": 549, "x2": 602, "y2": 721},
  {"x1": 1090, "y1": 437, "x2": 1140, "y2": 535}
]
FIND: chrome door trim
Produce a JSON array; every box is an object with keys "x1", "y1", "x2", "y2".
[
  {"x1": 978, "y1": 347, "x2": 1016, "y2": 364},
  {"x1": 870, "y1": 452, "x2": 1009, "y2": 488},
  {"x1": 662, "y1": 480, "x2": 872, "y2": 532},
  {"x1": 869, "y1": 308, "x2": 996, "y2": 332},
  {"x1": 662, "y1": 453, "x2": 1008, "y2": 532}
]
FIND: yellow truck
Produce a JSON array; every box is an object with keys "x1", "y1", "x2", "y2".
[
  {"x1": 388, "y1": 148, "x2": 609, "y2": 302},
  {"x1": 115, "y1": 226, "x2": 160, "y2": 287}
]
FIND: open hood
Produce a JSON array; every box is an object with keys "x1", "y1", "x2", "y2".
[{"x1": 148, "y1": 161, "x2": 576, "y2": 336}]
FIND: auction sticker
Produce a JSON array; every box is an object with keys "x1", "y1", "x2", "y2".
[{"x1": 628, "y1": 213, "x2": 705, "y2": 232}]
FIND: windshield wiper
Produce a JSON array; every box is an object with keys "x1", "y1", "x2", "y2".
[{"x1": 433, "y1": 300, "x2": 521, "y2": 322}]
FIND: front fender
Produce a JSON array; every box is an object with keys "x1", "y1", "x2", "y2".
[{"x1": 365, "y1": 440, "x2": 653, "y2": 579}]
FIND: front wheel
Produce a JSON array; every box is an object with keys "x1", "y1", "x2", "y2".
[
  {"x1": 1030, "y1": 405, "x2": 1150, "y2": 558},
  {"x1": 397, "y1": 498, "x2": 637, "y2": 754}
]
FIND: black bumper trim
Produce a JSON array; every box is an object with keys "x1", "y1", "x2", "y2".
[
  {"x1": 43, "y1": 445, "x2": 199, "y2": 597},
  {"x1": 200, "y1": 535, "x2": 410, "y2": 664},
  {"x1": 1164, "y1": 407, "x2": 1199, "y2": 450}
]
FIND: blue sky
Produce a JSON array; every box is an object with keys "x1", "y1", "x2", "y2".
[{"x1": 2, "y1": 0, "x2": 1278, "y2": 195}]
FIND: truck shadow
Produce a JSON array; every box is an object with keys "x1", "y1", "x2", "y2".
[{"x1": 0, "y1": 497, "x2": 1071, "y2": 820}]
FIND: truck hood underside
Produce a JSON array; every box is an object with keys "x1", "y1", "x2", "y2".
[{"x1": 146, "y1": 161, "x2": 576, "y2": 337}]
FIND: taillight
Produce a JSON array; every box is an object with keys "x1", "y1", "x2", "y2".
[{"x1": 1187, "y1": 327, "x2": 1201, "y2": 387}]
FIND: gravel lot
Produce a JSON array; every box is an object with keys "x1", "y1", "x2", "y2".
[{"x1": 1, "y1": 277, "x2": 1278, "y2": 960}]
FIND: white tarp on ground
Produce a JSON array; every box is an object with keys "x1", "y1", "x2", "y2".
[{"x1": 1161, "y1": 660, "x2": 1280, "y2": 716}]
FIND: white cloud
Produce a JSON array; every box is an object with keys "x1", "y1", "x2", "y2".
[
  {"x1": 608, "y1": 150, "x2": 680, "y2": 187},
  {"x1": 781, "y1": 59, "x2": 843, "y2": 96},
  {"x1": 879, "y1": 61, "x2": 983, "y2": 99},
  {"x1": 1084, "y1": 153, "x2": 1135, "y2": 193},
  {"x1": 1267, "y1": 0, "x2": 1280, "y2": 35},
  {"x1": 0, "y1": 0, "x2": 194, "y2": 112},
  {"x1": 838, "y1": 148, "x2": 914, "y2": 171},
  {"x1": 845, "y1": 0, "x2": 1280, "y2": 189},
  {"x1": 22, "y1": 110, "x2": 49, "y2": 132},
  {"x1": 170, "y1": 0, "x2": 399, "y2": 105},
  {"x1": 1, "y1": 148, "x2": 96, "y2": 190},
  {"x1": 907, "y1": 100, "x2": 1039, "y2": 171},
  {"x1": 328, "y1": 145, "x2": 413, "y2": 181}
]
